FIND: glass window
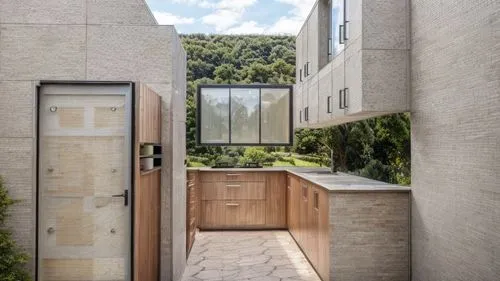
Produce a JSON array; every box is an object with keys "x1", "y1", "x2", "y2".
[
  {"x1": 197, "y1": 86, "x2": 292, "y2": 146},
  {"x1": 199, "y1": 88, "x2": 230, "y2": 143},
  {"x1": 330, "y1": 0, "x2": 344, "y2": 60},
  {"x1": 261, "y1": 88, "x2": 290, "y2": 144},
  {"x1": 231, "y1": 88, "x2": 260, "y2": 144}
]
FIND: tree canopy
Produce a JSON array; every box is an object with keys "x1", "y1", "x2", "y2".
[{"x1": 181, "y1": 34, "x2": 410, "y2": 185}]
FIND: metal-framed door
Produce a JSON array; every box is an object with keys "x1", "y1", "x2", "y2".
[{"x1": 37, "y1": 82, "x2": 133, "y2": 281}]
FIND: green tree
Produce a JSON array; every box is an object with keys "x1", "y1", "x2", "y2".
[
  {"x1": 214, "y1": 64, "x2": 239, "y2": 84},
  {"x1": 0, "y1": 176, "x2": 31, "y2": 281}
]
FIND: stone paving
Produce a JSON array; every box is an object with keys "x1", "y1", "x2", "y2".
[{"x1": 181, "y1": 230, "x2": 322, "y2": 281}]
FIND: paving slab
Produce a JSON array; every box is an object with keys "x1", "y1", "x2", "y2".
[{"x1": 182, "y1": 231, "x2": 321, "y2": 281}]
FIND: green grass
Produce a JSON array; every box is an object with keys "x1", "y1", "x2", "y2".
[
  {"x1": 187, "y1": 157, "x2": 322, "y2": 168},
  {"x1": 188, "y1": 161, "x2": 206, "y2": 167},
  {"x1": 272, "y1": 159, "x2": 321, "y2": 167}
]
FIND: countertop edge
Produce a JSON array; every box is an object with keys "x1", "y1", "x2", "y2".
[{"x1": 187, "y1": 167, "x2": 411, "y2": 192}]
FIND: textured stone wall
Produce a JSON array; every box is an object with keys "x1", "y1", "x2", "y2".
[
  {"x1": 329, "y1": 192, "x2": 410, "y2": 281},
  {"x1": 410, "y1": 0, "x2": 500, "y2": 280},
  {"x1": 0, "y1": 0, "x2": 186, "y2": 279}
]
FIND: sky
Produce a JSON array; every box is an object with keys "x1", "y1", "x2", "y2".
[{"x1": 145, "y1": 0, "x2": 316, "y2": 35}]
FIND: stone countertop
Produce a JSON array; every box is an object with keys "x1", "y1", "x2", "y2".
[{"x1": 187, "y1": 167, "x2": 411, "y2": 192}]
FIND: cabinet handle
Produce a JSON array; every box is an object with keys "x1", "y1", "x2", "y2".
[
  {"x1": 304, "y1": 107, "x2": 309, "y2": 121},
  {"x1": 327, "y1": 96, "x2": 332, "y2": 113},
  {"x1": 344, "y1": 88, "x2": 349, "y2": 109},
  {"x1": 339, "y1": 25, "x2": 345, "y2": 45},
  {"x1": 226, "y1": 174, "x2": 241, "y2": 176},
  {"x1": 300, "y1": 69, "x2": 303, "y2": 82},
  {"x1": 299, "y1": 110, "x2": 302, "y2": 123},
  {"x1": 226, "y1": 185, "x2": 241, "y2": 188},
  {"x1": 339, "y1": 89, "x2": 344, "y2": 109},
  {"x1": 226, "y1": 203, "x2": 240, "y2": 207}
]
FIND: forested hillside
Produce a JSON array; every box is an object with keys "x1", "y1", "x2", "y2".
[{"x1": 181, "y1": 34, "x2": 410, "y2": 185}]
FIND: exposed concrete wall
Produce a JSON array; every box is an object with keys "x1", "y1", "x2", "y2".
[
  {"x1": 410, "y1": 0, "x2": 500, "y2": 280},
  {"x1": 0, "y1": 0, "x2": 186, "y2": 279},
  {"x1": 329, "y1": 192, "x2": 410, "y2": 281}
]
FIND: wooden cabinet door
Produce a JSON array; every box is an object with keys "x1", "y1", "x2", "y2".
[
  {"x1": 201, "y1": 201, "x2": 225, "y2": 228},
  {"x1": 317, "y1": 186, "x2": 330, "y2": 281},
  {"x1": 225, "y1": 200, "x2": 266, "y2": 226},
  {"x1": 309, "y1": 185, "x2": 320, "y2": 267},
  {"x1": 299, "y1": 180, "x2": 309, "y2": 249},
  {"x1": 265, "y1": 173, "x2": 287, "y2": 228}
]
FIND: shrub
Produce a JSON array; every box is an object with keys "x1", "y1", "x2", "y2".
[{"x1": 0, "y1": 176, "x2": 32, "y2": 281}]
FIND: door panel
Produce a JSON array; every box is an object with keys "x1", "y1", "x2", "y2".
[{"x1": 39, "y1": 84, "x2": 132, "y2": 281}]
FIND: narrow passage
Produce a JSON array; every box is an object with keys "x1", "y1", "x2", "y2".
[{"x1": 182, "y1": 231, "x2": 322, "y2": 281}]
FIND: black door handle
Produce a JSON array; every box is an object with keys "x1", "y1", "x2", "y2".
[{"x1": 112, "y1": 190, "x2": 129, "y2": 206}]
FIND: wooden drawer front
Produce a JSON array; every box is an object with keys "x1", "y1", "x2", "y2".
[
  {"x1": 202, "y1": 182, "x2": 266, "y2": 200},
  {"x1": 225, "y1": 200, "x2": 266, "y2": 226},
  {"x1": 201, "y1": 201, "x2": 225, "y2": 227},
  {"x1": 200, "y1": 172, "x2": 265, "y2": 182}
]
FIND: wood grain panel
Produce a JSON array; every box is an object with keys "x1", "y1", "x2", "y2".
[
  {"x1": 136, "y1": 83, "x2": 161, "y2": 144},
  {"x1": 133, "y1": 84, "x2": 162, "y2": 281},
  {"x1": 134, "y1": 170, "x2": 160, "y2": 281},
  {"x1": 225, "y1": 200, "x2": 266, "y2": 226},
  {"x1": 201, "y1": 182, "x2": 266, "y2": 200},
  {"x1": 201, "y1": 201, "x2": 226, "y2": 228},
  {"x1": 265, "y1": 172, "x2": 287, "y2": 228},
  {"x1": 186, "y1": 170, "x2": 200, "y2": 254},
  {"x1": 317, "y1": 185, "x2": 330, "y2": 281},
  {"x1": 199, "y1": 172, "x2": 266, "y2": 182}
]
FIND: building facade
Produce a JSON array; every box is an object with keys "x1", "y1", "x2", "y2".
[
  {"x1": 296, "y1": 0, "x2": 499, "y2": 280},
  {"x1": 0, "y1": 0, "x2": 187, "y2": 280}
]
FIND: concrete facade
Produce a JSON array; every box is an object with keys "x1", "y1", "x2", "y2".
[
  {"x1": 329, "y1": 192, "x2": 410, "y2": 281},
  {"x1": 410, "y1": 0, "x2": 500, "y2": 280},
  {"x1": 0, "y1": 0, "x2": 186, "y2": 280}
]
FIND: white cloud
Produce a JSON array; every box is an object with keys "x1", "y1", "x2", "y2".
[
  {"x1": 202, "y1": 9, "x2": 241, "y2": 32},
  {"x1": 266, "y1": 16, "x2": 304, "y2": 35},
  {"x1": 275, "y1": 0, "x2": 316, "y2": 18},
  {"x1": 172, "y1": 0, "x2": 212, "y2": 7},
  {"x1": 153, "y1": 11, "x2": 195, "y2": 25},
  {"x1": 224, "y1": 21, "x2": 266, "y2": 34},
  {"x1": 201, "y1": 0, "x2": 258, "y2": 32},
  {"x1": 160, "y1": 0, "x2": 316, "y2": 35}
]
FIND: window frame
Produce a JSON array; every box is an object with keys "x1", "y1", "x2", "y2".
[{"x1": 196, "y1": 84, "x2": 294, "y2": 146}]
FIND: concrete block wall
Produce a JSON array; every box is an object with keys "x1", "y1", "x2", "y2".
[
  {"x1": 0, "y1": 1, "x2": 186, "y2": 280},
  {"x1": 329, "y1": 192, "x2": 410, "y2": 281},
  {"x1": 410, "y1": 0, "x2": 500, "y2": 280}
]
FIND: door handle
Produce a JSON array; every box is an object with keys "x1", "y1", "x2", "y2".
[
  {"x1": 112, "y1": 190, "x2": 129, "y2": 206},
  {"x1": 226, "y1": 203, "x2": 240, "y2": 207}
]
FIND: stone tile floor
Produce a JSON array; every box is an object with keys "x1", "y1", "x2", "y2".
[{"x1": 181, "y1": 230, "x2": 322, "y2": 281}]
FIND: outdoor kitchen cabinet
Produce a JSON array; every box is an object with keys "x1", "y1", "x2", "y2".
[
  {"x1": 294, "y1": 0, "x2": 410, "y2": 129},
  {"x1": 288, "y1": 178, "x2": 329, "y2": 281},
  {"x1": 199, "y1": 171, "x2": 286, "y2": 229}
]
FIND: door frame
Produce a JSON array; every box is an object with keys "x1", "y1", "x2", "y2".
[{"x1": 35, "y1": 81, "x2": 136, "y2": 281}]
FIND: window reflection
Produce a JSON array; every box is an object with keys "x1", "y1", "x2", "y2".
[
  {"x1": 231, "y1": 89, "x2": 260, "y2": 144},
  {"x1": 329, "y1": 0, "x2": 344, "y2": 60},
  {"x1": 261, "y1": 89, "x2": 290, "y2": 144},
  {"x1": 198, "y1": 86, "x2": 292, "y2": 145},
  {"x1": 200, "y1": 88, "x2": 229, "y2": 143}
]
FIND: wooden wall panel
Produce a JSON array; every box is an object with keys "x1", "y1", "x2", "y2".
[
  {"x1": 134, "y1": 170, "x2": 160, "y2": 281},
  {"x1": 186, "y1": 171, "x2": 200, "y2": 254},
  {"x1": 134, "y1": 84, "x2": 162, "y2": 281},
  {"x1": 136, "y1": 83, "x2": 161, "y2": 144},
  {"x1": 265, "y1": 172, "x2": 287, "y2": 228}
]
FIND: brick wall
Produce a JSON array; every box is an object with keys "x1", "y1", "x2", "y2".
[{"x1": 411, "y1": 0, "x2": 500, "y2": 280}]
